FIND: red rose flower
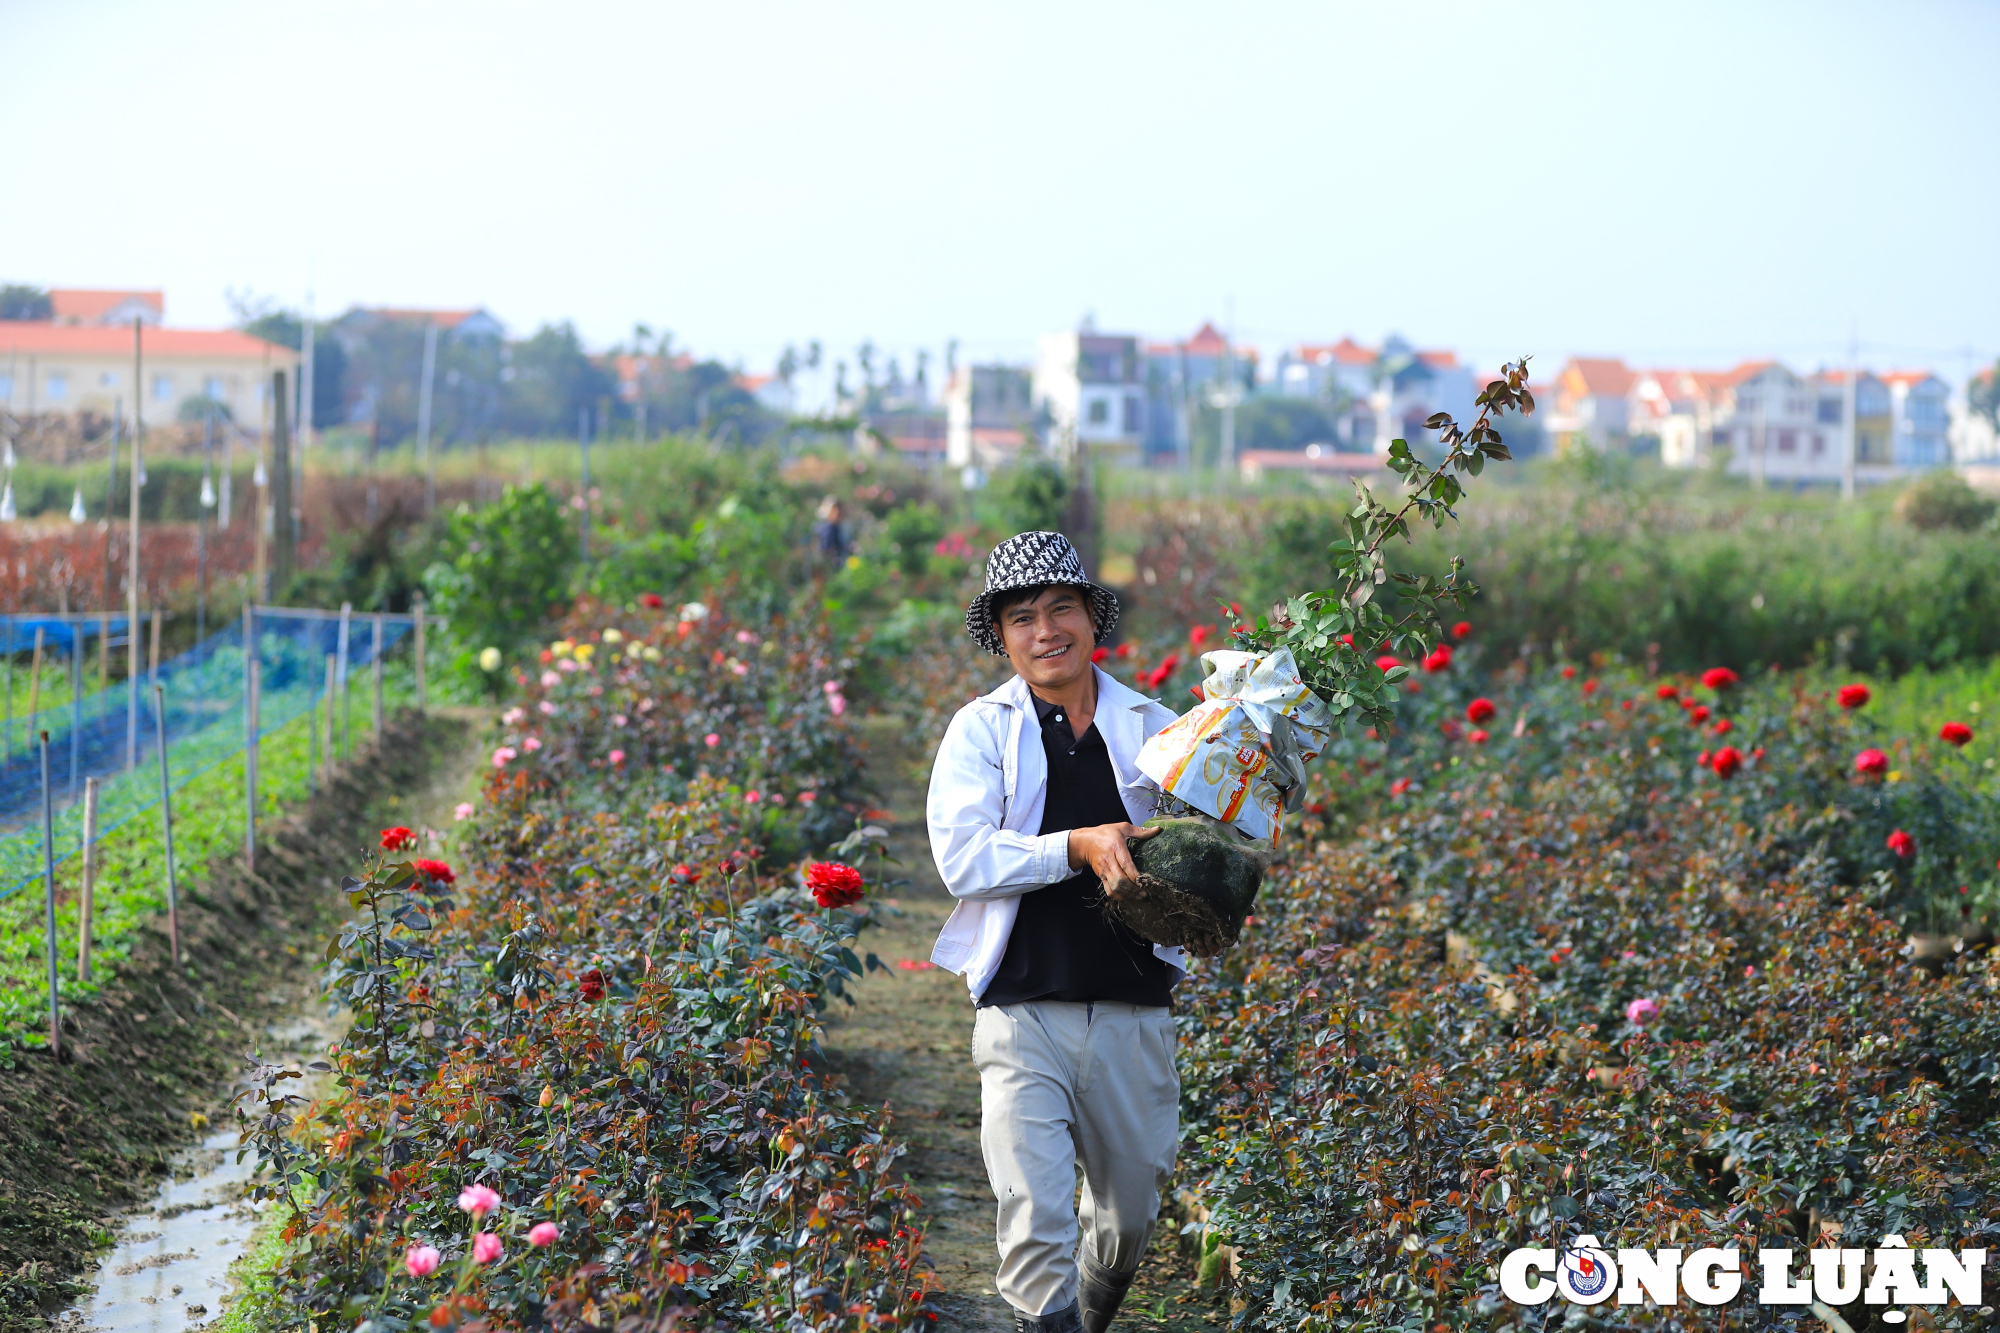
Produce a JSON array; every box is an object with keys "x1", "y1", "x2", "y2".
[
  {"x1": 1939, "y1": 721, "x2": 1973, "y2": 747},
  {"x1": 1621, "y1": 699, "x2": 1634, "y2": 711},
  {"x1": 414, "y1": 858, "x2": 455, "y2": 885},
  {"x1": 1702, "y1": 667, "x2": 1740, "y2": 691},
  {"x1": 1114, "y1": 643, "x2": 1132, "y2": 659},
  {"x1": 1710, "y1": 745, "x2": 1743, "y2": 779},
  {"x1": 1465, "y1": 698, "x2": 1496, "y2": 724},
  {"x1": 1713, "y1": 718, "x2": 1733, "y2": 735},
  {"x1": 807, "y1": 860, "x2": 865, "y2": 909},
  {"x1": 579, "y1": 969, "x2": 607, "y2": 1002},
  {"x1": 1451, "y1": 621, "x2": 1472, "y2": 639},
  {"x1": 669, "y1": 863, "x2": 696, "y2": 885},
  {"x1": 1696, "y1": 750, "x2": 1711, "y2": 768},
  {"x1": 1440, "y1": 718, "x2": 1463, "y2": 741},
  {"x1": 1689, "y1": 705, "x2": 1711, "y2": 724},
  {"x1": 1837, "y1": 683, "x2": 1870, "y2": 709},
  {"x1": 1390, "y1": 777, "x2": 1412, "y2": 796},
  {"x1": 718, "y1": 853, "x2": 744, "y2": 877},
  {"x1": 1854, "y1": 748, "x2": 1889, "y2": 777},
  {"x1": 1582, "y1": 678, "x2": 1598, "y2": 696},
  {"x1": 1468, "y1": 728, "x2": 1489, "y2": 744},
  {"x1": 1886, "y1": 828, "x2": 1914, "y2": 859},
  {"x1": 640, "y1": 592, "x2": 666, "y2": 609},
  {"x1": 1655, "y1": 684, "x2": 1679, "y2": 700},
  {"x1": 1422, "y1": 645, "x2": 1453, "y2": 672},
  {"x1": 1091, "y1": 646, "x2": 1109, "y2": 663},
  {"x1": 381, "y1": 826, "x2": 416, "y2": 852},
  {"x1": 1561, "y1": 665, "x2": 1577, "y2": 679},
  {"x1": 1374, "y1": 655, "x2": 1400, "y2": 673}
]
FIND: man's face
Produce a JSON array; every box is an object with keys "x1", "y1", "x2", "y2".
[{"x1": 997, "y1": 586, "x2": 1096, "y2": 692}]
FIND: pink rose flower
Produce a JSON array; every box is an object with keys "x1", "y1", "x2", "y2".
[
  {"x1": 491, "y1": 746, "x2": 517, "y2": 768},
  {"x1": 527, "y1": 1222, "x2": 559, "y2": 1248},
  {"x1": 405, "y1": 1244, "x2": 441, "y2": 1277},
  {"x1": 457, "y1": 1183, "x2": 501, "y2": 1218},
  {"x1": 704, "y1": 733, "x2": 720, "y2": 747},
  {"x1": 454, "y1": 802, "x2": 475, "y2": 821},
  {"x1": 539, "y1": 700, "x2": 557, "y2": 715},
  {"x1": 828, "y1": 692, "x2": 847, "y2": 716},
  {"x1": 798, "y1": 791, "x2": 816, "y2": 804},
  {"x1": 472, "y1": 1232, "x2": 503, "y2": 1265},
  {"x1": 522, "y1": 736, "x2": 542, "y2": 752},
  {"x1": 609, "y1": 749, "x2": 626, "y2": 765},
  {"x1": 1625, "y1": 997, "x2": 1660, "y2": 1026},
  {"x1": 745, "y1": 790, "x2": 760, "y2": 803},
  {"x1": 541, "y1": 670, "x2": 561, "y2": 688},
  {"x1": 502, "y1": 706, "x2": 525, "y2": 726}
]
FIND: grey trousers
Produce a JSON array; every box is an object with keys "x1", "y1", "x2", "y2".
[{"x1": 972, "y1": 1000, "x2": 1180, "y2": 1318}]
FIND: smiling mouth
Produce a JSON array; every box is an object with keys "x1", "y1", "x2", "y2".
[{"x1": 1034, "y1": 644, "x2": 1071, "y2": 661}]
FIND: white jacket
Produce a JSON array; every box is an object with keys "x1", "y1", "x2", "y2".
[{"x1": 926, "y1": 665, "x2": 1187, "y2": 999}]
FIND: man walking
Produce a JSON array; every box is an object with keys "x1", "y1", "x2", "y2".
[{"x1": 927, "y1": 531, "x2": 1185, "y2": 1333}]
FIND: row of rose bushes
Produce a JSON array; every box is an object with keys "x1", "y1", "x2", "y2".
[
  {"x1": 240, "y1": 603, "x2": 936, "y2": 1332},
  {"x1": 1167, "y1": 637, "x2": 2000, "y2": 1329}
]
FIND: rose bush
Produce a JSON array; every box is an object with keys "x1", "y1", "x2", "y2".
[
  {"x1": 239, "y1": 603, "x2": 938, "y2": 1332},
  {"x1": 1167, "y1": 647, "x2": 2000, "y2": 1329}
]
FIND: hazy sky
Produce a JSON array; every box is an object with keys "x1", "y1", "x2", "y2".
[{"x1": 4, "y1": 0, "x2": 1997, "y2": 388}]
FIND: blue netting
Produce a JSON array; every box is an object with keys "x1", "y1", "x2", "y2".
[{"x1": 0, "y1": 608, "x2": 418, "y2": 902}]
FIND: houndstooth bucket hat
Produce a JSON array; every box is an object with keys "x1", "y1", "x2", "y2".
[{"x1": 965, "y1": 531, "x2": 1120, "y2": 656}]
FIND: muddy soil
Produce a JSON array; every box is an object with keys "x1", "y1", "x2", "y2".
[
  {"x1": 0, "y1": 708, "x2": 479, "y2": 1331},
  {"x1": 823, "y1": 719, "x2": 1229, "y2": 1332}
]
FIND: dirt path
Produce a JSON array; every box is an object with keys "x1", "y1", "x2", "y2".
[{"x1": 824, "y1": 719, "x2": 1226, "y2": 1332}]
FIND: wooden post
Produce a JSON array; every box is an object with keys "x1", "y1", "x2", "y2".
[
  {"x1": 371, "y1": 612, "x2": 384, "y2": 741},
  {"x1": 270, "y1": 369, "x2": 293, "y2": 595},
  {"x1": 322, "y1": 653, "x2": 337, "y2": 782},
  {"x1": 27, "y1": 625, "x2": 44, "y2": 727},
  {"x1": 413, "y1": 596, "x2": 427, "y2": 709},
  {"x1": 78, "y1": 776, "x2": 97, "y2": 984},
  {"x1": 336, "y1": 603, "x2": 351, "y2": 763},
  {"x1": 243, "y1": 604, "x2": 257, "y2": 873},
  {"x1": 97, "y1": 612, "x2": 108, "y2": 689},
  {"x1": 39, "y1": 729, "x2": 58, "y2": 1060},
  {"x1": 148, "y1": 607, "x2": 161, "y2": 682},
  {"x1": 129, "y1": 327, "x2": 143, "y2": 775},
  {"x1": 152, "y1": 683, "x2": 179, "y2": 968},
  {"x1": 307, "y1": 681, "x2": 318, "y2": 800},
  {"x1": 67, "y1": 632, "x2": 80, "y2": 804}
]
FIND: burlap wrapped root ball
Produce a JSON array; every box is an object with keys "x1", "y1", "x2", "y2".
[{"x1": 1105, "y1": 815, "x2": 1269, "y2": 957}]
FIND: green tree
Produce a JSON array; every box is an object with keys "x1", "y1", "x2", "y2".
[
  {"x1": 1894, "y1": 469, "x2": 1997, "y2": 532},
  {"x1": 502, "y1": 322, "x2": 614, "y2": 436},
  {"x1": 237, "y1": 307, "x2": 350, "y2": 430},
  {"x1": 423, "y1": 484, "x2": 575, "y2": 672},
  {"x1": 0, "y1": 285, "x2": 51, "y2": 320},
  {"x1": 983, "y1": 457, "x2": 1070, "y2": 535}
]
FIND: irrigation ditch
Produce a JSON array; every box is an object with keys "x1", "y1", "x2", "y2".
[{"x1": 0, "y1": 707, "x2": 482, "y2": 1332}]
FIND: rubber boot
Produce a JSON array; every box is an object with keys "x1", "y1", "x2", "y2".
[
  {"x1": 1079, "y1": 1254, "x2": 1137, "y2": 1333},
  {"x1": 1012, "y1": 1299, "x2": 1082, "y2": 1333}
]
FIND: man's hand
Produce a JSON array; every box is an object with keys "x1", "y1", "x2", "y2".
[{"x1": 1067, "y1": 823, "x2": 1160, "y2": 900}]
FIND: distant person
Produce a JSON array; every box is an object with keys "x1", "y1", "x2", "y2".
[
  {"x1": 811, "y1": 495, "x2": 849, "y2": 562},
  {"x1": 926, "y1": 530, "x2": 1182, "y2": 1333}
]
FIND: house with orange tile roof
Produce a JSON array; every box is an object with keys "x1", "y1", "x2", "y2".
[
  {"x1": 1142, "y1": 322, "x2": 1256, "y2": 462},
  {"x1": 1547, "y1": 358, "x2": 1637, "y2": 451},
  {"x1": 1266, "y1": 335, "x2": 1473, "y2": 454},
  {"x1": 48, "y1": 288, "x2": 164, "y2": 327},
  {"x1": 0, "y1": 320, "x2": 295, "y2": 430}
]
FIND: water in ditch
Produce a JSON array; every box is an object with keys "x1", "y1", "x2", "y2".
[{"x1": 56, "y1": 1012, "x2": 339, "y2": 1333}]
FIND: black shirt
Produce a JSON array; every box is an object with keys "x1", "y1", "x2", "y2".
[{"x1": 978, "y1": 693, "x2": 1176, "y2": 1008}]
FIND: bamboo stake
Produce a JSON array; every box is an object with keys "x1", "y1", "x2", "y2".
[
  {"x1": 26, "y1": 625, "x2": 44, "y2": 726},
  {"x1": 323, "y1": 653, "x2": 337, "y2": 783},
  {"x1": 40, "y1": 729, "x2": 58, "y2": 1060},
  {"x1": 413, "y1": 595, "x2": 427, "y2": 709},
  {"x1": 243, "y1": 604, "x2": 258, "y2": 874},
  {"x1": 153, "y1": 684, "x2": 179, "y2": 968},
  {"x1": 78, "y1": 777, "x2": 97, "y2": 984},
  {"x1": 371, "y1": 613, "x2": 384, "y2": 741}
]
